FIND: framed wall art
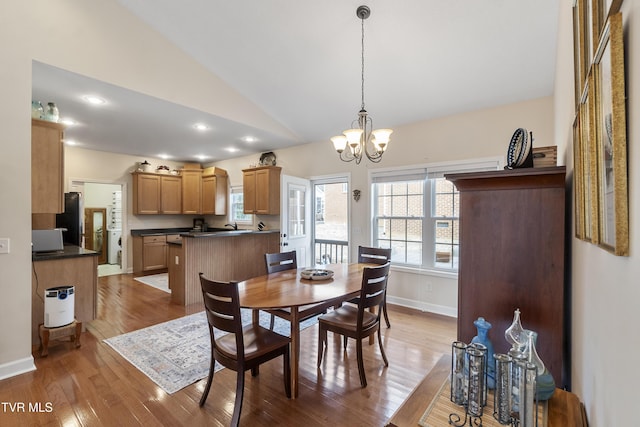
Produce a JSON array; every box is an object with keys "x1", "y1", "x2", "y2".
[{"x1": 593, "y1": 12, "x2": 628, "y2": 255}]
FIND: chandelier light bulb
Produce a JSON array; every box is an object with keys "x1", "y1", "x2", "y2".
[{"x1": 331, "y1": 135, "x2": 348, "y2": 153}]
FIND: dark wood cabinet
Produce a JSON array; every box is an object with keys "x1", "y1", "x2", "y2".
[{"x1": 446, "y1": 166, "x2": 568, "y2": 389}]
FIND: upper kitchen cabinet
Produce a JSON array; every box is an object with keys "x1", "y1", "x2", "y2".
[
  {"x1": 132, "y1": 172, "x2": 160, "y2": 214},
  {"x1": 32, "y1": 119, "x2": 64, "y2": 214},
  {"x1": 181, "y1": 169, "x2": 202, "y2": 214},
  {"x1": 242, "y1": 166, "x2": 281, "y2": 215},
  {"x1": 132, "y1": 172, "x2": 182, "y2": 214},
  {"x1": 201, "y1": 167, "x2": 228, "y2": 215},
  {"x1": 161, "y1": 175, "x2": 182, "y2": 214}
]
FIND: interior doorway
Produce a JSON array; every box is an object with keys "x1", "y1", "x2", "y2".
[
  {"x1": 69, "y1": 179, "x2": 126, "y2": 276},
  {"x1": 85, "y1": 208, "x2": 107, "y2": 264}
]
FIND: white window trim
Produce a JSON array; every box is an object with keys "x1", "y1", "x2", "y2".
[
  {"x1": 368, "y1": 156, "x2": 502, "y2": 271},
  {"x1": 229, "y1": 185, "x2": 253, "y2": 225}
]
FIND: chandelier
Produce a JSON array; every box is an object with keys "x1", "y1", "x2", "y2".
[{"x1": 331, "y1": 5, "x2": 392, "y2": 164}]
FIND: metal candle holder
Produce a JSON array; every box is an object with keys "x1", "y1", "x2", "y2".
[
  {"x1": 449, "y1": 343, "x2": 487, "y2": 426},
  {"x1": 493, "y1": 352, "x2": 539, "y2": 427}
]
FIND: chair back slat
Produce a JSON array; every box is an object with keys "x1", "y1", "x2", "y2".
[
  {"x1": 199, "y1": 273, "x2": 244, "y2": 354},
  {"x1": 265, "y1": 251, "x2": 297, "y2": 273},
  {"x1": 357, "y1": 263, "x2": 391, "y2": 326},
  {"x1": 357, "y1": 246, "x2": 391, "y2": 265}
]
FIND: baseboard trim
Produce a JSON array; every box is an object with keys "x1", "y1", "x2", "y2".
[
  {"x1": 387, "y1": 295, "x2": 457, "y2": 318},
  {"x1": 0, "y1": 356, "x2": 36, "y2": 381}
]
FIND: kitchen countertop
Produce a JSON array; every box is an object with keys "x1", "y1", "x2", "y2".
[
  {"x1": 131, "y1": 227, "x2": 279, "y2": 246},
  {"x1": 32, "y1": 244, "x2": 98, "y2": 261}
]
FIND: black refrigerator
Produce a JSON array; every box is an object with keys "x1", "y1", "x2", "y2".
[{"x1": 56, "y1": 192, "x2": 83, "y2": 246}]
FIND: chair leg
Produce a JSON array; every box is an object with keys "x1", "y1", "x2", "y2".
[
  {"x1": 383, "y1": 300, "x2": 391, "y2": 328},
  {"x1": 230, "y1": 370, "x2": 245, "y2": 427},
  {"x1": 317, "y1": 325, "x2": 326, "y2": 367},
  {"x1": 356, "y1": 335, "x2": 367, "y2": 388},
  {"x1": 377, "y1": 326, "x2": 389, "y2": 366},
  {"x1": 199, "y1": 358, "x2": 215, "y2": 407},
  {"x1": 251, "y1": 366, "x2": 259, "y2": 377},
  {"x1": 283, "y1": 347, "x2": 291, "y2": 398},
  {"x1": 270, "y1": 314, "x2": 275, "y2": 330}
]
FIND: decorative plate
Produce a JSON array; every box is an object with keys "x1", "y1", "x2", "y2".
[
  {"x1": 300, "y1": 269, "x2": 334, "y2": 280},
  {"x1": 506, "y1": 128, "x2": 531, "y2": 169}
]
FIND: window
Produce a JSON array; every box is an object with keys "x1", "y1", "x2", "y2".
[
  {"x1": 229, "y1": 187, "x2": 253, "y2": 224},
  {"x1": 371, "y1": 159, "x2": 499, "y2": 271}
]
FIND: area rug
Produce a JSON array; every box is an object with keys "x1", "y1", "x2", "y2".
[
  {"x1": 104, "y1": 309, "x2": 318, "y2": 394},
  {"x1": 134, "y1": 273, "x2": 170, "y2": 293}
]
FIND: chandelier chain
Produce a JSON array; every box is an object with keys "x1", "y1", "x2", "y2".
[{"x1": 361, "y1": 14, "x2": 365, "y2": 111}]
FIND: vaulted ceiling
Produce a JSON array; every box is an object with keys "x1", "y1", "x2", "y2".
[{"x1": 32, "y1": 1, "x2": 559, "y2": 163}]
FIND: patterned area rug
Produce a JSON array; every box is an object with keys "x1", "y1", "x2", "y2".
[
  {"x1": 134, "y1": 273, "x2": 170, "y2": 293},
  {"x1": 104, "y1": 309, "x2": 317, "y2": 394}
]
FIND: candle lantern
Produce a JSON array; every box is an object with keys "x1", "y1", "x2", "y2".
[
  {"x1": 493, "y1": 353, "x2": 513, "y2": 425},
  {"x1": 450, "y1": 341, "x2": 468, "y2": 406},
  {"x1": 449, "y1": 343, "x2": 486, "y2": 426}
]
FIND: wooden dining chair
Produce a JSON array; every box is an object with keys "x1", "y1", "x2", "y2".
[
  {"x1": 350, "y1": 246, "x2": 392, "y2": 328},
  {"x1": 264, "y1": 251, "x2": 333, "y2": 330},
  {"x1": 199, "y1": 273, "x2": 291, "y2": 427},
  {"x1": 317, "y1": 262, "x2": 391, "y2": 388}
]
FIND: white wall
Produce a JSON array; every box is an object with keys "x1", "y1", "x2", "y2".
[{"x1": 554, "y1": 1, "x2": 640, "y2": 425}]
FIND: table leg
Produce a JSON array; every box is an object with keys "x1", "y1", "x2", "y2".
[{"x1": 290, "y1": 307, "x2": 300, "y2": 398}]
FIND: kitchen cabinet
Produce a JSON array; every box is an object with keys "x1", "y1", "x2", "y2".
[
  {"x1": 32, "y1": 119, "x2": 64, "y2": 214},
  {"x1": 181, "y1": 169, "x2": 202, "y2": 214},
  {"x1": 133, "y1": 235, "x2": 165, "y2": 273},
  {"x1": 446, "y1": 166, "x2": 568, "y2": 389},
  {"x1": 132, "y1": 172, "x2": 182, "y2": 214},
  {"x1": 242, "y1": 166, "x2": 281, "y2": 215},
  {"x1": 132, "y1": 173, "x2": 160, "y2": 214},
  {"x1": 132, "y1": 234, "x2": 181, "y2": 274},
  {"x1": 201, "y1": 167, "x2": 228, "y2": 215},
  {"x1": 160, "y1": 175, "x2": 182, "y2": 214}
]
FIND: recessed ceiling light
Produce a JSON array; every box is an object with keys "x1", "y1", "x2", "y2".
[
  {"x1": 158, "y1": 154, "x2": 172, "y2": 160},
  {"x1": 64, "y1": 139, "x2": 78, "y2": 146},
  {"x1": 226, "y1": 147, "x2": 239, "y2": 153},
  {"x1": 195, "y1": 154, "x2": 210, "y2": 160},
  {"x1": 243, "y1": 136, "x2": 257, "y2": 143},
  {"x1": 194, "y1": 123, "x2": 209, "y2": 131},
  {"x1": 82, "y1": 95, "x2": 106, "y2": 105},
  {"x1": 59, "y1": 118, "x2": 76, "y2": 126}
]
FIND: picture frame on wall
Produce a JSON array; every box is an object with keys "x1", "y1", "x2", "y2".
[
  {"x1": 573, "y1": 114, "x2": 585, "y2": 240},
  {"x1": 578, "y1": 75, "x2": 599, "y2": 244},
  {"x1": 593, "y1": 13, "x2": 628, "y2": 256}
]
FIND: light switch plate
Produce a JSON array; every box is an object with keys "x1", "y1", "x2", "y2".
[{"x1": 0, "y1": 238, "x2": 9, "y2": 254}]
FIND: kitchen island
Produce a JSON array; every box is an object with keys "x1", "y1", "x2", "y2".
[{"x1": 168, "y1": 230, "x2": 280, "y2": 305}]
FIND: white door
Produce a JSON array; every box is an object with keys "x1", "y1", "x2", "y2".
[{"x1": 281, "y1": 175, "x2": 312, "y2": 267}]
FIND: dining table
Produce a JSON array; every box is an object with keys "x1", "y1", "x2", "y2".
[{"x1": 237, "y1": 262, "x2": 372, "y2": 398}]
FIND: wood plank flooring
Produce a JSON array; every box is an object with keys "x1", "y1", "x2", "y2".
[{"x1": 0, "y1": 273, "x2": 456, "y2": 426}]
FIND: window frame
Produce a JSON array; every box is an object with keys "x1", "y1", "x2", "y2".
[
  {"x1": 229, "y1": 185, "x2": 253, "y2": 225},
  {"x1": 370, "y1": 157, "x2": 501, "y2": 272}
]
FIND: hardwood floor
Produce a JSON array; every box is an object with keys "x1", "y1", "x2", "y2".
[{"x1": 1, "y1": 273, "x2": 456, "y2": 426}]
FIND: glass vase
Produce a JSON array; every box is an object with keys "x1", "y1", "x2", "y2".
[
  {"x1": 522, "y1": 330, "x2": 545, "y2": 375},
  {"x1": 31, "y1": 101, "x2": 44, "y2": 119},
  {"x1": 471, "y1": 317, "x2": 495, "y2": 389},
  {"x1": 44, "y1": 102, "x2": 59, "y2": 123},
  {"x1": 505, "y1": 308, "x2": 526, "y2": 351}
]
